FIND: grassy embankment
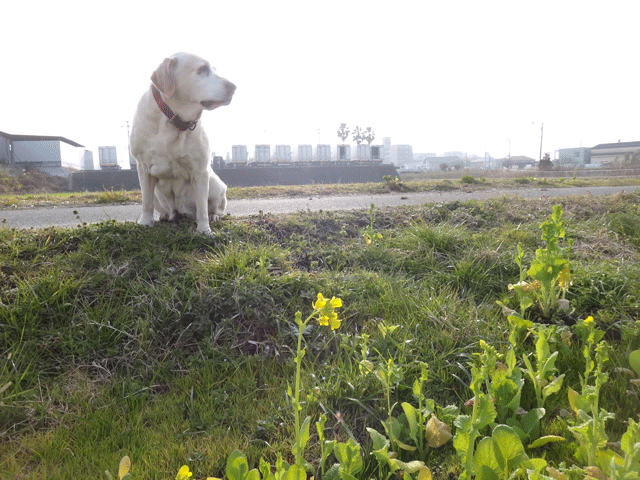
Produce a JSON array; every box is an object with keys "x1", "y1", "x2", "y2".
[{"x1": 1, "y1": 177, "x2": 640, "y2": 479}]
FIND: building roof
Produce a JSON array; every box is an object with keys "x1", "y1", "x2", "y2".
[
  {"x1": 506, "y1": 156, "x2": 536, "y2": 162},
  {"x1": 0, "y1": 130, "x2": 84, "y2": 148},
  {"x1": 592, "y1": 141, "x2": 640, "y2": 150}
]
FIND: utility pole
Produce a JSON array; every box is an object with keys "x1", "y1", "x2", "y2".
[
  {"x1": 539, "y1": 122, "x2": 544, "y2": 162},
  {"x1": 124, "y1": 121, "x2": 133, "y2": 169}
]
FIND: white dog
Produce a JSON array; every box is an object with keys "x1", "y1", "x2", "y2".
[{"x1": 130, "y1": 52, "x2": 235, "y2": 233}]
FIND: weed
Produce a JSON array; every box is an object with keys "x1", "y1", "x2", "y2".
[{"x1": 460, "y1": 174, "x2": 477, "y2": 184}]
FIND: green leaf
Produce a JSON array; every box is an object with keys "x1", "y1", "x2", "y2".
[
  {"x1": 367, "y1": 427, "x2": 389, "y2": 451},
  {"x1": 453, "y1": 414, "x2": 473, "y2": 459},
  {"x1": 528, "y1": 435, "x2": 566, "y2": 449},
  {"x1": 476, "y1": 395, "x2": 497, "y2": 431},
  {"x1": 507, "y1": 315, "x2": 534, "y2": 331},
  {"x1": 283, "y1": 464, "x2": 306, "y2": 480},
  {"x1": 519, "y1": 408, "x2": 545, "y2": 437},
  {"x1": 621, "y1": 418, "x2": 640, "y2": 457},
  {"x1": 473, "y1": 437, "x2": 500, "y2": 480},
  {"x1": 542, "y1": 374, "x2": 565, "y2": 401},
  {"x1": 246, "y1": 469, "x2": 261, "y2": 480},
  {"x1": 567, "y1": 387, "x2": 590, "y2": 414},
  {"x1": 491, "y1": 425, "x2": 528, "y2": 472},
  {"x1": 401, "y1": 402, "x2": 420, "y2": 443},
  {"x1": 259, "y1": 457, "x2": 275, "y2": 480},
  {"x1": 629, "y1": 350, "x2": 640, "y2": 377},
  {"x1": 226, "y1": 450, "x2": 250, "y2": 480},
  {"x1": 274, "y1": 454, "x2": 290, "y2": 480},
  {"x1": 291, "y1": 416, "x2": 311, "y2": 459},
  {"x1": 334, "y1": 438, "x2": 363, "y2": 476}
]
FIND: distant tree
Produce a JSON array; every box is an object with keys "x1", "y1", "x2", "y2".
[
  {"x1": 352, "y1": 126, "x2": 364, "y2": 145},
  {"x1": 538, "y1": 153, "x2": 552, "y2": 170},
  {"x1": 363, "y1": 127, "x2": 376, "y2": 145},
  {"x1": 439, "y1": 162, "x2": 449, "y2": 171},
  {"x1": 337, "y1": 123, "x2": 350, "y2": 143}
]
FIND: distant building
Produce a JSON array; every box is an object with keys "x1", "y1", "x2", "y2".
[
  {"x1": 501, "y1": 156, "x2": 536, "y2": 169},
  {"x1": 316, "y1": 144, "x2": 331, "y2": 162},
  {"x1": 590, "y1": 140, "x2": 640, "y2": 165},
  {"x1": 274, "y1": 145, "x2": 291, "y2": 162},
  {"x1": 383, "y1": 137, "x2": 391, "y2": 162},
  {"x1": 388, "y1": 145, "x2": 413, "y2": 166},
  {"x1": 556, "y1": 147, "x2": 591, "y2": 166},
  {"x1": 232, "y1": 145, "x2": 248, "y2": 164},
  {"x1": 254, "y1": 145, "x2": 271, "y2": 163},
  {"x1": 337, "y1": 144, "x2": 351, "y2": 161},
  {"x1": 298, "y1": 145, "x2": 313, "y2": 162},
  {"x1": 98, "y1": 146, "x2": 121, "y2": 170},
  {"x1": 0, "y1": 130, "x2": 91, "y2": 174}
]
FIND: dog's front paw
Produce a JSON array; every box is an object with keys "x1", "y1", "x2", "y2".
[
  {"x1": 196, "y1": 222, "x2": 212, "y2": 235},
  {"x1": 138, "y1": 214, "x2": 154, "y2": 227},
  {"x1": 209, "y1": 213, "x2": 222, "y2": 222}
]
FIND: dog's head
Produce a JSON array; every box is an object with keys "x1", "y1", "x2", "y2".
[{"x1": 151, "y1": 52, "x2": 236, "y2": 111}]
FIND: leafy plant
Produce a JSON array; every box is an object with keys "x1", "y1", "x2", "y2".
[
  {"x1": 567, "y1": 316, "x2": 614, "y2": 469},
  {"x1": 460, "y1": 175, "x2": 477, "y2": 184},
  {"x1": 362, "y1": 203, "x2": 383, "y2": 245},
  {"x1": 502, "y1": 204, "x2": 572, "y2": 320},
  {"x1": 521, "y1": 324, "x2": 565, "y2": 409},
  {"x1": 289, "y1": 293, "x2": 343, "y2": 468}
]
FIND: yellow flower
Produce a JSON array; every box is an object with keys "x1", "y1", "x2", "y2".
[
  {"x1": 313, "y1": 293, "x2": 328, "y2": 311},
  {"x1": 313, "y1": 293, "x2": 342, "y2": 313},
  {"x1": 584, "y1": 316, "x2": 595, "y2": 326},
  {"x1": 329, "y1": 296, "x2": 342, "y2": 309},
  {"x1": 176, "y1": 465, "x2": 193, "y2": 480},
  {"x1": 313, "y1": 293, "x2": 342, "y2": 329}
]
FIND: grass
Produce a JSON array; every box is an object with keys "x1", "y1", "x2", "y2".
[{"x1": 1, "y1": 188, "x2": 640, "y2": 479}]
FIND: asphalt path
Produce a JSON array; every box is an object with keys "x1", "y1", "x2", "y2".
[{"x1": 1, "y1": 185, "x2": 638, "y2": 230}]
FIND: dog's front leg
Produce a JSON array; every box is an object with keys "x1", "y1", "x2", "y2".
[
  {"x1": 137, "y1": 164, "x2": 157, "y2": 227},
  {"x1": 193, "y1": 173, "x2": 212, "y2": 234}
]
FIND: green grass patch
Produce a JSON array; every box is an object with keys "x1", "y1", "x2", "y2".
[{"x1": 2, "y1": 192, "x2": 640, "y2": 478}]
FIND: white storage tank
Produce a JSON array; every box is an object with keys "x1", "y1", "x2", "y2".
[
  {"x1": 255, "y1": 145, "x2": 271, "y2": 162},
  {"x1": 98, "y1": 146, "x2": 118, "y2": 170},
  {"x1": 357, "y1": 144, "x2": 371, "y2": 161},
  {"x1": 298, "y1": 144, "x2": 312, "y2": 162},
  {"x1": 275, "y1": 145, "x2": 291, "y2": 162},
  {"x1": 82, "y1": 150, "x2": 94, "y2": 170},
  {"x1": 371, "y1": 145, "x2": 383, "y2": 161},
  {"x1": 316, "y1": 144, "x2": 331, "y2": 162},
  {"x1": 232, "y1": 145, "x2": 248, "y2": 163},
  {"x1": 337, "y1": 144, "x2": 351, "y2": 161}
]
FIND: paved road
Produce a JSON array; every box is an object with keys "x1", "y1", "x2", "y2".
[{"x1": 1, "y1": 185, "x2": 638, "y2": 230}]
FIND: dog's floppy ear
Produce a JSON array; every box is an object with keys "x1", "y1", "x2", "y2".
[{"x1": 151, "y1": 57, "x2": 177, "y2": 97}]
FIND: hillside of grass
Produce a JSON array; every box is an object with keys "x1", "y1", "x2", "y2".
[{"x1": 1, "y1": 191, "x2": 640, "y2": 479}]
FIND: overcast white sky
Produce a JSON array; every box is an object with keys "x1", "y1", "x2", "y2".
[{"x1": 2, "y1": 0, "x2": 639, "y2": 165}]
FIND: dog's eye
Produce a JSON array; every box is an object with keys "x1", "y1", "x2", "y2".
[{"x1": 197, "y1": 65, "x2": 210, "y2": 76}]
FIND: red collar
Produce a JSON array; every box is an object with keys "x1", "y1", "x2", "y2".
[{"x1": 151, "y1": 85, "x2": 197, "y2": 131}]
